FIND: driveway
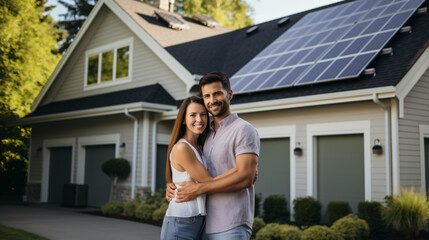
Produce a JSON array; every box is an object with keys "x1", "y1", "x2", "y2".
[{"x1": 0, "y1": 204, "x2": 161, "y2": 240}]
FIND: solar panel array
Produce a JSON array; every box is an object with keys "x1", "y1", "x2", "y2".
[
  {"x1": 155, "y1": 11, "x2": 190, "y2": 30},
  {"x1": 230, "y1": 0, "x2": 425, "y2": 94}
]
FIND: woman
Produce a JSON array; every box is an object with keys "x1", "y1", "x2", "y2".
[{"x1": 160, "y1": 96, "x2": 236, "y2": 240}]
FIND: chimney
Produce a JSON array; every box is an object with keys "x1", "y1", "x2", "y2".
[{"x1": 154, "y1": 0, "x2": 174, "y2": 12}]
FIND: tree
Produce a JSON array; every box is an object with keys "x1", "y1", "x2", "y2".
[
  {"x1": 101, "y1": 158, "x2": 131, "y2": 201},
  {"x1": 0, "y1": 0, "x2": 61, "y2": 199},
  {"x1": 57, "y1": 0, "x2": 253, "y2": 53}
]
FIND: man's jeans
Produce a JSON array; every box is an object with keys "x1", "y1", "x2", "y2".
[
  {"x1": 203, "y1": 225, "x2": 252, "y2": 240},
  {"x1": 160, "y1": 215, "x2": 205, "y2": 240}
]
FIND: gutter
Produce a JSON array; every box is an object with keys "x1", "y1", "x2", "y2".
[
  {"x1": 151, "y1": 117, "x2": 161, "y2": 193},
  {"x1": 124, "y1": 108, "x2": 138, "y2": 199},
  {"x1": 372, "y1": 93, "x2": 392, "y2": 196}
]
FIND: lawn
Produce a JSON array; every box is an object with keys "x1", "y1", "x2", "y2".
[{"x1": 0, "y1": 224, "x2": 50, "y2": 240}]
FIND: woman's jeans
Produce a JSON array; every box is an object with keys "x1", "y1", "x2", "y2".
[{"x1": 161, "y1": 215, "x2": 205, "y2": 240}]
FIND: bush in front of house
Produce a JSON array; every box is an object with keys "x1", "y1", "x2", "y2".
[
  {"x1": 301, "y1": 225, "x2": 343, "y2": 240},
  {"x1": 293, "y1": 196, "x2": 322, "y2": 226},
  {"x1": 263, "y1": 195, "x2": 290, "y2": 223},
  {"x1": 327, "y1": 201, "x2": 352, "y2": 225},
  {"x1": 140, "y1": 188, "x2": 168, "y2": 208},
  {"x1": 255, "y1": 193, "x2": 262, "y2": 217},
  {"x1": 278, "y1": 224, "x2": 302, "y2": 240},
  {"x1": 123, "y1": 199, "x2": 140, "y2": 218},
  {"x1": 101, "y1": 200, "x2": 124, "y2": 216},
  {"x1": 383, "y1": 187, "x2": 429, "y2": 239},
  {"x1": 152, "y1": 202, "x2": 169, "y2": 222},
  {"x1": 135, "y1": 202, "x2": 157, "y2": 220},
  {"x1": 331, "y1": 214, "x2": 370, "y2": 240},
  {"x1": 357, "y1": 201, "x2": 384, "y2": 235},
  {"x1": 255, "y1": 223, "x2": 281, "y2": 240},
  {"x1": 251, "y1": 217, "x2": 266, "y2": 239}
]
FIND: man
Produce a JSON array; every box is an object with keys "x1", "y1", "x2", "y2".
[{"x1": 166, "y1": 72, "x2": 260, "y2": 239}]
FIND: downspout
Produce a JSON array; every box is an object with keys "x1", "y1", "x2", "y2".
[
  {"x1": 372, "y1": 93, "x2": 392, "y2": 196},
  {"x1": 124, "y1": 109, "x2": 138, "y2": 199},
  {"x1": 151, "y1": 118, "x2": 161, "y2": 193}
]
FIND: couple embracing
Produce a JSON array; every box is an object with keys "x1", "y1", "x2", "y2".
[{"x1": 161, "y1": 72, "x2": 260, "y2": 240}]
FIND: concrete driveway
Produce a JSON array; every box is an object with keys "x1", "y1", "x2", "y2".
[{"x1": 0, "y1": 204, "x2": 161, "y2": 240}]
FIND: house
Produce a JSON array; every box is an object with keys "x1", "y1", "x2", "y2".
[{"x1": 21, "y1": 0, "x2": 429, "y2": 219}]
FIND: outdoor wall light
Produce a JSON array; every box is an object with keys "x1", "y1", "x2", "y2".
[
  {"x1": 294, "y1": 142, "x2": 303, "y2": 156},
  {"x1": 372, "y1": 139, "x2": 382, "y2": 155},
  {"x1": 120, "y1": 142, "x2": 126, "y2": 148}
]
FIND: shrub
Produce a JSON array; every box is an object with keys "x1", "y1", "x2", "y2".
[
  {"x1": 152, "y1": 202, "x2": 169, "y2": 222},
  {"x1": 327, "y1": 201, "x2": 352, "y2": 225},
  {"x1": 101, "y1": 200, "x2": 124, "y2": 216},
  {"x1": 135, "y1": 203, "x2": 157, "y2": 220},
  {"x1": 123, "y1": 199, "x2": 140, "y2": 217},
  {"x1": 301, "y1": 225, "x2": 343, "y2": 240},
  {"x1": 140, "y1": 188, "x2": 168, "y2": 208},
  {"x1": 255, "y1": 193, "x2": 262, "y2": 217},
  {"x1": 101, "y1": 158, "x2": 130, "y2": 179},
  {"x1": 263, "y1": 195, "x2": 289, "y2": 223},
  {"x1": 331, "y1": 214, "x2": 370, "y2": 240},
  {"x1": 383, "y1": 188, "x2": 429, "y2": 239},
  {"x1": 251, "y1": 217, "x2": 266, "y2": 239},
  {"x1": 255, "y1": 223, "x2": 280, "y2": 240},
  {"x1": 357, "y1": 201, "x2": 383, "y2": 234},
  {"x1": 278, "y1": 224, "x2": 302, "y2": 240},
  {"x1": 293, "y1": 196, "x2": 322, "y2": 226}
]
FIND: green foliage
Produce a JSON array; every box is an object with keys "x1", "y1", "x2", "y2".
[
  {"x1": 251, "y1": 217, "x2": 266, "y2": 239},
  {"x1": 293, "y1": 196, "x2": 322, "y2": 226},
  {"x1": 0, "y1": 104, "x2": 30, "y2": 198},
  {"x1": 135, "y1": 203, "x2": 157, "y2": 220},
  {"x1": 331, "y1": 214, "x2": 370, "y2": 240},
  {"x1": 357, "y1": 201, "x2": 384, "y2": 235},
  {"x1": 122, "y1": 199, "x2": 140, "y2": 218},
  {"x1": 383, "y1": 188, "x2": 429, "y2": 239},
  {"x1": 301, "y1": 225, "x2": 343, "y2": 240},
  {"x1": 255, "y1": 223, "x2": 280, "y2": 240},
  {"x1": 327, "y1": 201, "x2": 352, "y2": 225},
  {"x1": 0, "y1": 224, "x2": 49, "y2": 240},
  {"x1": 101, "y1": 158, "x2": 130, "y2": 179},
  {"x1": 278, "y1": 224, "x2": 302, "y2": 240},
  {"x1": 139, "y1": 188, "x2": 168, "y2": 208},
  {"x1": 152, "y1": 202, "x2": 169, "y2": 222},
  {"x1": 1, "y1": 0, "x2": 61, "y2": 117},
  {"x1": 263, "y1": 195, "x2": 290, "y2": 223},
  {"x1": 174, "y1": 0, "x2": 253, "y2": 29},
  {"x1": 255, "y1": 192, "x2": 262, "y2": 217},
  {"x1": 101, "y1": 200, "x2": 124, "y2": 216}
]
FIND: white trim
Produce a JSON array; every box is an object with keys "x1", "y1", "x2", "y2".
[
  {"x1": 419, "y1": 125, "x2": 429, "y2": 194},
  {"x1": 32, "y1": 0, "x2": 195, "y2": 111},
  {"x1": 306, "y1": 120, "x2": 371, "y2": 201},
  {"x1": 256, "y1": 125, "x2": 296, "y2": 220},
  {"x1": 141, "y1": 112, "x2": 151, "y2": 187},
  {"x1": 151, "y1": 118, "x2": 160, "y2": 193},
  {"x1": 157, "y1": 133, "x2": 171, "y2": 145},
  {"x1": 41, "y1": 138, "x2": 76, "y2": 202},
  {"x1": 391, "y1": 99, "x2": 400, "y2": 195},
  {"x1": 84, "y1": 37, "x2": 133, "y2": 90},
  {"x1": 76, "y1": 134, "x2": 120, "y2": 184},
  {"x1": 396, "y1": 46, "x2": 429, "y2": 118},
  {"x1": 20, "y1": 102, "x2": 176, "y2": 125}
]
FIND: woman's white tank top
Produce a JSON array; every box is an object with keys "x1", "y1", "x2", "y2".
[{"x1": 165, "y1": 138, "x2": 207, "y2": 217}]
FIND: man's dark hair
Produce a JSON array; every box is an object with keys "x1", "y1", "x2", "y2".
[{"x1": 199, "y1": 72, "x2": 231, "y2": 92}]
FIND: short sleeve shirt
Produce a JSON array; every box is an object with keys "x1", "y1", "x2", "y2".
[{"x1": 203, "y1": 113, "x2": 260, "y2": 234}]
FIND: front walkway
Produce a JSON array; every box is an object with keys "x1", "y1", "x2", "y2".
[{"x1": 0, "y1": 204, "x2": 161, "y2": 240}]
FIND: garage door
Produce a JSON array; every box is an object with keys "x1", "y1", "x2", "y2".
[
  {"x1": 48, "y1": 147, "x2": 72, "y2": 203},
  {"x1": 425, "y1": 138, "x2": 429, "y2": 194},
  {"x1": 317, "y1": 134, "x2": 364, "y2": 218},
  {"x1": 255, "y1": 138, "x2": 290, "y2": 208},
  {"x1": 84, "y1": 145, "x2": 115, "y2": 207},
  {"x1": 156, "y1": 144, "x2": 168, "y2": 191}
]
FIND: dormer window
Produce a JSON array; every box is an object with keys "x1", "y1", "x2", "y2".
[{"x1": 84, "y1": 37, "x2": 133, "y2": 90}]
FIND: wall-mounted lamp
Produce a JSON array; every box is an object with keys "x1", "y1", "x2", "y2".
[
  {"x1": 120, "y1": 142, "x2": 126, "y2": 148},
  {"x1": 294, "y1": 142, "x2": 303, "y2": 156},
  {"x1": 372, "y1": 139, "x2": 382, "y2": 155}
]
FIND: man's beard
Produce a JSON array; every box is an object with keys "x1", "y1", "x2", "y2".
[{"x1": 209, "y1": 102, "x2": 229, "y2": 117}]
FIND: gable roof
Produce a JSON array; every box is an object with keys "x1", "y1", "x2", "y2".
[{"x1": 164, "y1": 0, "x2": 429, "y2": 106}]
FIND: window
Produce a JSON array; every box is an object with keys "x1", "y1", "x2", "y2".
[{"x1": 85, "y1": 38, "x2": 132, "y2": 89}]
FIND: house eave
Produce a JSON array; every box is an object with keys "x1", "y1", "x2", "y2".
[{"x1": 20, "y1": 101, "x2": 176, "y2": 125}]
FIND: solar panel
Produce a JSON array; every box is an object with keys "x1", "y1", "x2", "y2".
[
  {"x1": 230, "y1": 0, "x2": 425, "y2": 94},
  {"x1": 154, "y1": 11, "x2": 190, "y2": 30},
  {"x1": 193, "y1": 14, "x2": 221, "y2": 28}
]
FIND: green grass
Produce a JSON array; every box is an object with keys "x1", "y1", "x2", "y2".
[{"x1": 0, "y1": 224, "x2": 50, "y2": 240}]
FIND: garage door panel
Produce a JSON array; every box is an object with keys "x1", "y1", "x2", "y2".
[
  {"x1": 156, "y1": 144, "x2": 168, "y2": 191},
  {"x1": 48, "y1": 147, "x2": 72, "y2": 204}
]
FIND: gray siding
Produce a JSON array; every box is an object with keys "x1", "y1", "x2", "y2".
[
  {"x1": 41, "y1": 6, "x2": 188, "y2": 106},
  {"x1": 399, "y1": 68, "x2": 429, "y2": 187},
  {"x1": 240, "y1": 101, "x2": 387, "y2": 202}
]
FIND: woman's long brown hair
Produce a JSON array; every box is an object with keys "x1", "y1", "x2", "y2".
[{"x1": 165, "y1": 96, "x2": 209, "y2": 183}]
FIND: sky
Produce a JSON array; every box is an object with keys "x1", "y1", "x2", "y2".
[{"x1": 46, "y1": 0, "x2": 344, "y2": 24}]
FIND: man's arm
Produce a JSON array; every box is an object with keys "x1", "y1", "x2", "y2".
[{"x1": 175, "y1": 153, "x2": 258, "y2": 202}]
